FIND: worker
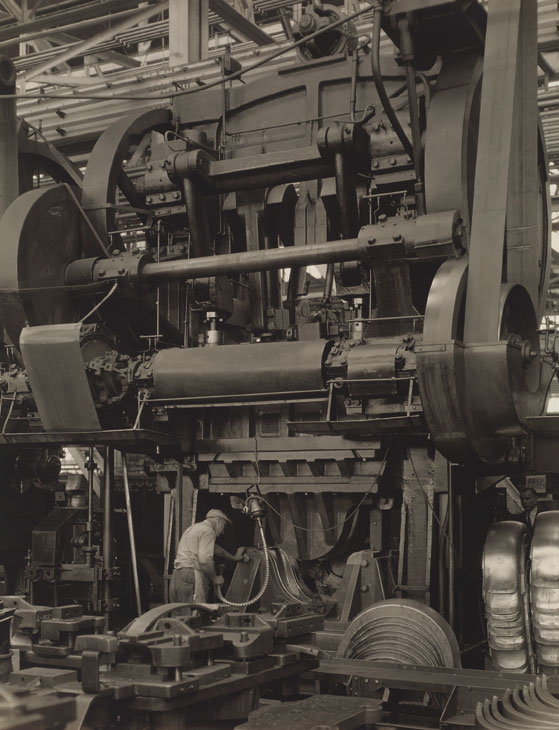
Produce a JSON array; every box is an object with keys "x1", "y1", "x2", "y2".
[
  {"x1": 511, "y1": 487, "x2": 540, "y2": 538},
  {"x1": 170, "y1": 509, "x2": 245, "y2": 603}
]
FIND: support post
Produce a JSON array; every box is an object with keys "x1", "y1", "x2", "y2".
[
  {"x1": 169, "y1": 0, "x2": 208, "y2": 66},
  {"x1": 399, "y1": 447, "x2": 435, "y2": 604},
  {"x1": 122, "y1": 453, "x2": 142, "y2": 617},
  {"x1": 103, "y1": 447, "x2": 113, "y2": 625},
  {"x1": 0, "y1": 56, "x2": 17, "y2": 218}
]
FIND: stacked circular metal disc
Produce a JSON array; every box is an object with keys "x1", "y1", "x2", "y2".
[
  {"x1": 336, "y1": 599, "x2": 461, "y2": 668},
  {"x1": 475, "y1": 676, "x2": 559, "y2": 729},
  {"x1": 482, "y1": 521, "x2": 533, "y2": 673}
]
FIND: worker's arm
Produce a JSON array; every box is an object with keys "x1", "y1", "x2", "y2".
[
  {"x1": 198, "y1": 528, "x2": 220, "y2": 584},
  {"x1": 200, "y1": 561, "x2": 219, "y2": 584},
  {"x1": 214, "y1": 544, "x2": 246, "y2": 562}
]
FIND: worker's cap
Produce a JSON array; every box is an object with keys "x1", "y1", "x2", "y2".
[{"x1": 206, "y1": 509, "x2": 232, "y2": 525}]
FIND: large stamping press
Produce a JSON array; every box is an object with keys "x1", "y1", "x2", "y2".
[{"x1": 0, "y1": 0, "x2": 557, "y2": 728}]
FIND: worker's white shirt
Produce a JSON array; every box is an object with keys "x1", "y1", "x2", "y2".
[
  {"x1": 528, "y1": 507, "x2": 538, "y2": 528},
  {"x1": 173, "y1": 519, "x2": 216, "y2": 571}
]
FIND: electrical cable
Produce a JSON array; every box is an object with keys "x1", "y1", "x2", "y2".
[
  {"x1": 257, "y1": 446, "x2": 390, "y2": 533},
  {"x1": 408, "y1": 450, "x2": 459, "y2": 563},
  {"x1": 217, "y1": 446, "x2": 388, "y2": 605},
  {"x1": 7, "y1": 2, "x2": 378, "y2": 103},
  {"x1": 0, "y1": 280, "x2": 112, "y2": 295},
  {"x1": 538, "y1": 364, "x2": 557, "y2": 415},
  {"x1": 215, "y1": 518, "x2": 270, "y2": 607},
  {"x1": 370, "y1": 2, "x2": 413, "y2": 159},
  {"x1": 79, "y1": 280, "x2": 118, "y2": 323}
]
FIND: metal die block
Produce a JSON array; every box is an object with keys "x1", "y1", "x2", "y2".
[
  {"x1": 237, "y1": 695, "x2": 383, "y2": 730},
  {"x1": 273, "y1": 615, "x2": 325, "y2": 641},
  {"x1": 40, "y1": 616, "x2": 104, "y2": 642},
  {"x1": 10, "y1": 667, "x2": 78, "y2": 688},
  {"x1": 185, "y1": 662, "x2": 231, "y2": 685},
  {"x1": 149, "y1": 643, "x2": 191, "y2": 669},
  {"x1": 51, "y1": 605, "x2": 83, "y2": 619},
  {"x1": 74, "y1": 634, "x2": 119, "y2": 655},
  {"x1": 206, "y1": 613, "x2": 275, "y2": 660},
  {"x1": 228, "y1": 656, "x2": 275, "y2": 675},
  {"x1": 133, "y1": 677, "x2": 199, "y2": 699}
]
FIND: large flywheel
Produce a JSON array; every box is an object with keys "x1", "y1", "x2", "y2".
[{"x1": 418, "y1": 0, "x2": 552, "y2": 465}]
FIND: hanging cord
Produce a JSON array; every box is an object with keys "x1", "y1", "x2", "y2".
[
  {"x1": 408, "y1": 450, "x2": 458, "y2": 562},
  {"x1": 63, "y1": 183, "x2": 109, "y2": 257},
  {"x1": 257, "y1": 446, "x2": 390, "y2": 533},
  {"x1": 215, "y1": 517, "x2": 270, "y2": 608},
  {"x1": 216, "y1": 437, "x2": 270, "y2": 608},
  {"x1": 370, "y1": 2, "x2": 413, "y2": 159},
  {"x1": 1, "y1": 394, "x2": 16, "y2": 434},
  {"x1": 79, "y1": 281, "x2": 118, "y2": 323},
  {"x1": 537, "y1": 363, "x2": 557, "y2": 415},
  {"x1": 216, "y1": 445, "x2": 388, "y2": 606}
]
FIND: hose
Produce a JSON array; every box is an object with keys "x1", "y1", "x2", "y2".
[
  {"x1": 215, "y1": 518, "x2": 270, "y2": 608},
  {"x1": 370, "y1": 4, "x2": 413, "y2": 159}
]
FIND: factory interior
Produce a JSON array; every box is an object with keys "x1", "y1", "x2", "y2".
[{"x1": 4, "y1": 0, "x2": 559, "y2": 727}]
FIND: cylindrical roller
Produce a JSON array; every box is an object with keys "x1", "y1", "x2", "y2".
[
  {"x1": 150, "y1": 340, "x2": 330, "y2": 399},
  {"x1": 347, "y1": 340, "x2": 400, "y2": 398}
]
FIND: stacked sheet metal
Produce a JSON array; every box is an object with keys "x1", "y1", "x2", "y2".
[
  {"x1": 475, "y1": 676, "x2": 559, "y2": 729},
  {"x1": 530, "y1": 512, "x2": 559, "y2": 675},
  {"x1": 482, "y1": 521, "x2": 534, "y2": 673},
  {"x1": 20, "y1": 323, "x2": 101, "y2": 432},
  {"x1": 336, "y1": 598, "x2": 461, "y2": 668}
]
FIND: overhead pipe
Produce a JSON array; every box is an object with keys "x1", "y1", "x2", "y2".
[{"x1": 370, "y1": 4, "x2": 413, "y2": 160}]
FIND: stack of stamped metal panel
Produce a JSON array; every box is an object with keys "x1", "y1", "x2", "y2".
[
  {"x1": 475, "y1": 676, "x2": 559, "y2": 729},
  {"x1": 336, "y1": 598, "x2": 461, "y2": 667},
  {"x1": 530, "y1": 511, "x2": 559, "y2": 675},
  {"x1": 482, "y1": 521, "x2": 534, "y2": 673}
]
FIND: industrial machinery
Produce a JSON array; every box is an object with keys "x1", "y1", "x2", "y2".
[{"x1": 0, "y1": 0, "x2": 557, "y2": 726}]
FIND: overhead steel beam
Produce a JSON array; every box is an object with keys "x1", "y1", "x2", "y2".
[
  {"x1": 169, "y1": 0, "x2": 208, "y2": 65},
  {"x1": 0, "y1": 6, "x2": 147, "y2": 50},
  {"x1": 21, "y1": 1, "x2": 168, "y2": 81},
  {"x1": 209, "y1": 0, "x2": 275, "y2": 46},
  {"x1": 90, "y1": 48, "x2": 141, "y2": 69},
  {"x1": 0, "y1": 0, "x2": 22, "y2": 21},
  {"x1": 0, "y1": 0, "x2": 145, "y2": 42},
  {"x1": 28, "y1": 39, "x2": 71, "y2": 71},
  {"x1": 52, "y1": 33, "x2": 141, "y2": 69}
]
